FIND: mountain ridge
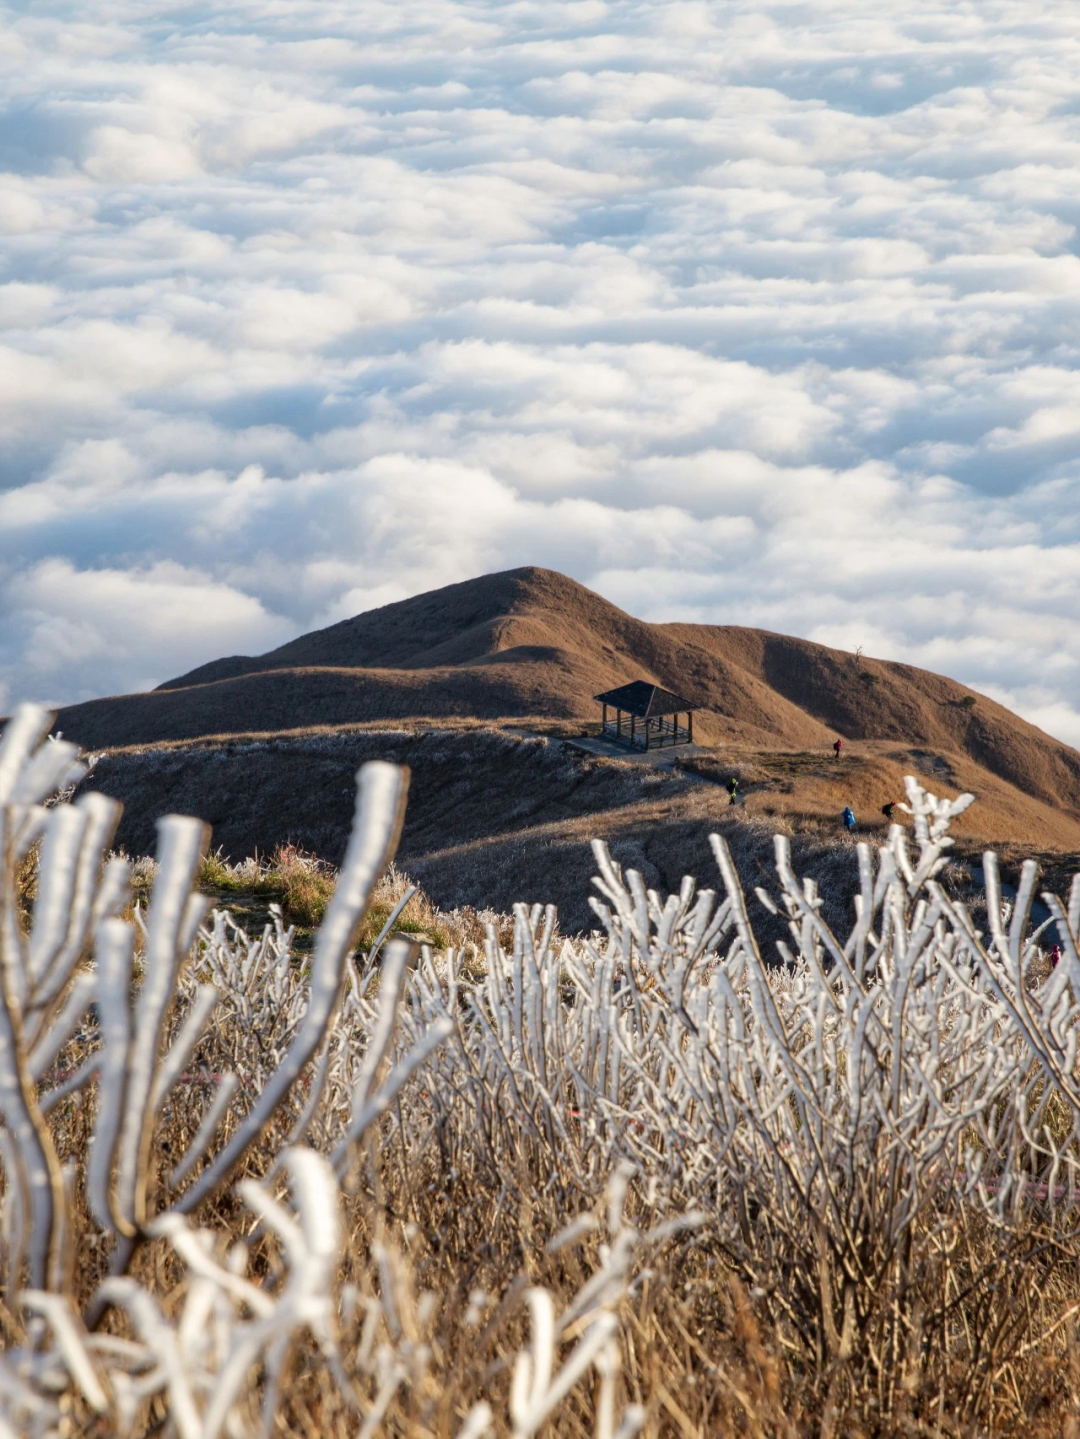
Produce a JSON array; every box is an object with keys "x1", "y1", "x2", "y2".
[{"x1": 54, "y1": 566, "x2": 1080, "y2": 849}]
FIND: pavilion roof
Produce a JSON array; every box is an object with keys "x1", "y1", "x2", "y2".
[{"x1": 594, "y1": 680, "x2": 695, "y2": 718}]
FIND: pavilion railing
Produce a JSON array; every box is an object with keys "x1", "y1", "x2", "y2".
[{"x1": 601, "y1": 713, "x2": 692, "y2": 750}]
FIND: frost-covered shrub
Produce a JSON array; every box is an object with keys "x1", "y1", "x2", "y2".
[
  {"x1": 3, "y1": 701, "x2": 1080, "y2": 1435},
  {"x1": 0, "y1": 707, "x2": 646, "y2": 1439}
]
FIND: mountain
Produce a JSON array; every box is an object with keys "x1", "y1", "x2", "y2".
[
  {"x1": 53, "y1": 565, "x2": 1080, "y2": 930},
  {"x1": 54, "y1": 567, "x2": 1080, "y2": 845}
]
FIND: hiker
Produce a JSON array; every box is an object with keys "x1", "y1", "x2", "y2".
[
  {"x1": 881, "y1": 800, "x2": 899, "y2": 822},
  {"x1": 833, "y1": 738, "x2": 843, "y2": 760},
  {"x1": 1050, "y1": 944, "x2": 1062, "y2": 968},
  {"x1": 842, "y1": 805, "x2": 856, "y2": 833},
  {"x1": 727, "y1": 776, "x2": 739, "y2": 806}
]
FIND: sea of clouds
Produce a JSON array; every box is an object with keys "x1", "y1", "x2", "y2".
[{"x1": 3, "y1": 0, "x2": 1080, "y2": 741}]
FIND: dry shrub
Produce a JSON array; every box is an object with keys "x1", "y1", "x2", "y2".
[
  {"x1": 193, "y1": 844, "x2": 503, "y2": 957},
  {"x1": 15, "y1": 834, "x2": 40, "y2": 924},
  {"x1": 268, "y1": 841, "x2": 336, "y2": 926},
  {"x1": 355, "y1": 860, "x2": 453, "y2": 951},
  {"x1": 195, "y1": 841, "x2": 336, "y2": 925}
]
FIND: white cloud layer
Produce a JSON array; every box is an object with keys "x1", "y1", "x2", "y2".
[{"x1": 3, "y1": 0, "x2": 1080, "y2": 744}]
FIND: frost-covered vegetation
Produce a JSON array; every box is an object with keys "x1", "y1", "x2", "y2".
[{"x1": 3, "y1": 703, "x2": 1080, "y2": 1436}]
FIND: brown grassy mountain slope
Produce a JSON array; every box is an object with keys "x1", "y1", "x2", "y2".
[
  {"x1": 75, "y1": 724, "x2": 1080, "y2": 936},
  {"x1": 55, "y1": 566, "x2": 1080, "y2": 848}
]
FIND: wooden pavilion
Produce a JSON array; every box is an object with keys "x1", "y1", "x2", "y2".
[{"x1": 594, "y1": 681, "x2": 695, "y2": 752}]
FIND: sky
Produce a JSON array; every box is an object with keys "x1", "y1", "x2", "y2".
[{"x1": 3, "y1": 1, "x2": 1080, "y2": 743}]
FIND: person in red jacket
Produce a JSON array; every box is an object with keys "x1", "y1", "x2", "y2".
[{"x1": 833, "y1": 737, "x2": 843, "y2": 760}]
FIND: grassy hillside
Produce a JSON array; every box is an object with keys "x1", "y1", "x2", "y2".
[
  {"x1": 55, "y1": 568, "x2": 1080, "y2": 856},
  {"x1": 75, "y1": 720, "x2": 1077, "y2": 936}
]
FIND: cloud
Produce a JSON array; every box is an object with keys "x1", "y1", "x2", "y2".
[
  {"x1": 0, "y1": 558, "x2": 294, "y2": 706},
  {"x1": 1, "y1": 0, "x2": 1080, "y2": 749}
]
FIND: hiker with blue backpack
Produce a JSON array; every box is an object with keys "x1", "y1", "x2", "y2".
[{"x1": 842, "y1": 805, "x2": 856, "y2": 833}]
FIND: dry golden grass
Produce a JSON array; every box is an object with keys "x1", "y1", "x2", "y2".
[
  {"x1": 97, "y1": 841, "x2": 509, "y2": 957},
  {"x1": 43, "y1": 1035, "x2": 1080, "y2": 1439}
]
